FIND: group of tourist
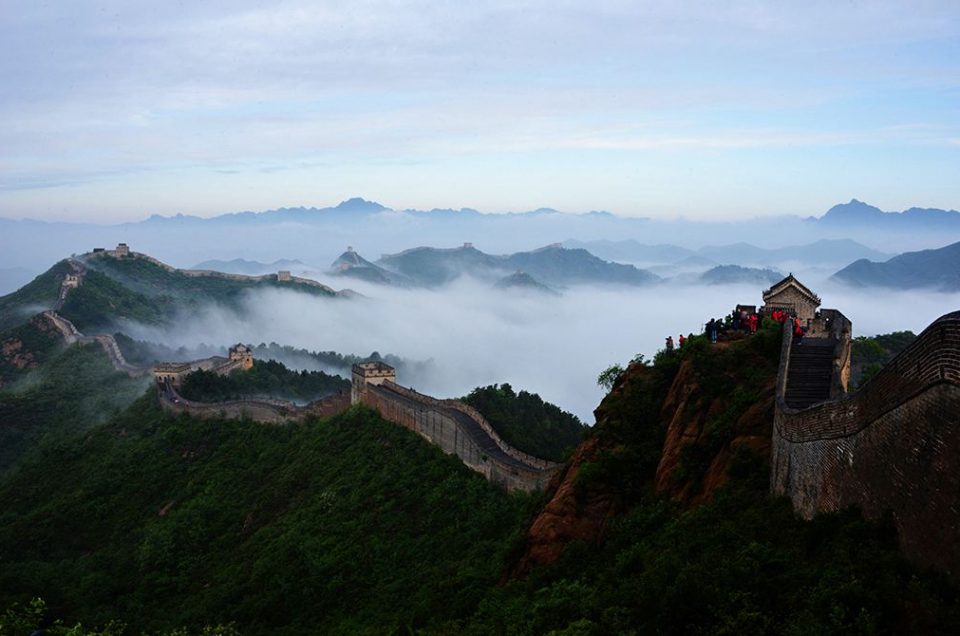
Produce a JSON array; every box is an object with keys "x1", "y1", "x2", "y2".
[
  {"x1": 664, "y1": 304, "x2": 808, "y2": 354},
  {"x1": 664, "y1": 334, "x2": 688, "y2": 351},
  {"x1": 770, "y1": 308, "x2": 807, "y2": 342}
]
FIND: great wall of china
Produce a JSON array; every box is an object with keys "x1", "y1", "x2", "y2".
[
  {"x1": 771, "y1": 303, "x2": 960, "y2": 574},
  {"x1": 25, "y1": 248, "x2": 960, "y2": 541},
  {"x1": 38, "y1": 245, "x2": 559, "y2": 491}
]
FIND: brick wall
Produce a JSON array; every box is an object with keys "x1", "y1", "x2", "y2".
[
  {"x1": 358, "y1": 382, "x2": 559, "y2": 492},
  {"x1": 772, "y1": 311, "x2": 960, "y2": 574}
]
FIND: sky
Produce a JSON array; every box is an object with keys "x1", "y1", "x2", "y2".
[{"x1": 1, "y1": 0, "x2": 958, "y2": 222}]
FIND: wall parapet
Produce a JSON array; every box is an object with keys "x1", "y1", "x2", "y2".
[
  {"x1": 357, "y1": 380, "x2": 559, "y2": 492},
  {"x1": 157, "y1": 380, "x2": 349, "y2": 424},
  {"x1": 772, "y1": 310, "x2": 960, "y2": 576},
  {"x1": 775, "y1": 311, "x2": 960, "y2": 443},
  {"x1": 374, "y1": 381, "x2": 560, "y2": 472}
]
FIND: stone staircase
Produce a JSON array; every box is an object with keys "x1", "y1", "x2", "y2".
[{"x1": 785, "y1": 337, "x2": 836, "y2": 409}]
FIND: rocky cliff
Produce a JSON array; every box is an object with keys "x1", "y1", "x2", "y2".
[{"x1": 511, "y1": 327, "x2": 782, "y2": 575}]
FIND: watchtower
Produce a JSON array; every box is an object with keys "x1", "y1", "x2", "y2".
[
  {"x1": 114, "y1": 243, "x2": 130, "y2": 257},
  {"x1": 228, "y1": 343, "x2": 254, "y2": 370},
  {"x1": 351, "y1": 361, "x2": 396, "y2": 404},
  {"x1": 762, "y1": 274, "x2": 821, "y2": 324},
  {"x1": 277, "y1": 270, "x2": 292, "y2": 282}
]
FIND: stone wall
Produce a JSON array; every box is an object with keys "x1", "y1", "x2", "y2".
[
  {"x1": 772, "y1": 310, "x2": 960, "y2": 574},
  {"x1": 157, "y1": 382, "x2": 350, "y2": 424},
  {"x1": 357, "y1": 380, "x2": 559, "y2": 492}
]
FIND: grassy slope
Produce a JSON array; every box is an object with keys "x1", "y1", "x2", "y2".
[
  {"x1": 87, "y1": 254, "x2": 334, "y2": 302},
  {"x1": 0, "y1": 261, "x2": 70, "y2": 331},
  {"x1": 0, "y1": 402, "x2": 529, "y2": 635},
  {"x1": 59, "y1": 269, "x2": 173, "y2": 332}
]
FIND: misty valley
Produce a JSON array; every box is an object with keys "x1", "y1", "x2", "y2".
[{"x1": 1, "y1": 196, "x2": 960, "y2": 634}]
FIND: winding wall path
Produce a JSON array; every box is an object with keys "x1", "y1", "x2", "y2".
[
  {"x1": 359, "y1": 381, "x2": 559, "y2": 492},
  {"x1": 42, "y1": 261, "x2": 561, "y2": 492}
]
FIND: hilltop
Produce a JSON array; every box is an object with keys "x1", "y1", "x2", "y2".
[
  {"x1": 832, "y1": 240, "x2": 960, "y2": 290},
  {"x1": 493, "y1": 271, "x2": 558, "y2": 295},
  {"x1": 0, "y1": 246, "x2": 346, "y2": 334},
  {"x1": 818, "y1": 198, "x2": 960, "y2": 229},
  {"x1": 333, "y1": 243, "x2": 659, "y2": 288},
  {"x1": 700, "y1": 264, "x2": 783, "y2": 286},
  {"x1": 190, "y1": 258, "x2": 307, "y2": 276}
]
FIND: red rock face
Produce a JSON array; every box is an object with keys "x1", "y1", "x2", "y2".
[
  {"x1": 509, "y1": 437, "x2": 619, "y2": 576},
  {"x1": 654, "y1": 358, "x2": 775, "y2": 505},
  {"x1": 510, "y1": 344, "x2": 778, "y2": 577}
]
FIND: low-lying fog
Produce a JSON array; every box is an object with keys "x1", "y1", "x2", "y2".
[{"x1": 126, "y1": 280, "x2": 960, "y2": 424}]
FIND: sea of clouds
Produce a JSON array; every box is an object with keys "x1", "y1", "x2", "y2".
[{"x1": 124, "y1": 277, "x2": 960, "y2": 424}]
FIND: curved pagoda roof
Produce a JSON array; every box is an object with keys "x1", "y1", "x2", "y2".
[{"x1": 762, "y1": 274, "x2": 821, "y2": 305}]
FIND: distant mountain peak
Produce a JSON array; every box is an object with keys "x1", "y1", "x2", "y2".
[{"x1": 334, "y1": 197, "x2": 387, "y2": 212}]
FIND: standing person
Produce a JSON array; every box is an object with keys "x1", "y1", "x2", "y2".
[
  {"x1": 732, "y1": 309, "x2": 741, "y2": 332},
  {"x1": 666, "y1": 335, "x2": 674, "y2": 351},
  {"x1": 707, "y1": 319, "x2": 717, "y2": 344},
  {"x1": 679, "y1": 334, "x2": 686, "y2": 348},
  {"x1": 749, "y1": 313, "x2": 758, "y2": 334}
]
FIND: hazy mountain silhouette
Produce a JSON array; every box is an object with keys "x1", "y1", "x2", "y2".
[
  {"x1": 329, "y1": 248, "x2": 413, "y2": 286},
  {"x1": 817, "y1": 198, "x2": 960, "y2": 229},
  {"x1": 494, "y1": 271, "x2": 559, "y2": 295},
  {"x1": 699, "y1": 265, "x2": 783, "y2": 286},
  {"x1": 191, "y1": 258, "x2": 307, "y2": 275},
  {"x1": 832, "y1": 240, "x2": 960, "y2": 290},
  {"x1": 344, "y1": 243, "x2": 659, "y2": 287}
]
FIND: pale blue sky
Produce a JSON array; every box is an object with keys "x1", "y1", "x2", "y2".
[{"x1": 1, "y1": 0, "x2": 958, "y2": 222}]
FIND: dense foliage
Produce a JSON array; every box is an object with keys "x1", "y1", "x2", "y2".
[
  {"x1": 178, "y1": 359, "x2": 349, "y2": 403},
  {"x1": 462, "y1": 383, "x2": 587, "y2": 462},
  {"x1": 2, "y1": 316, "x2": 957, "y2": 634},
  {"x1": 446, "y1": 454, "x2": 960, "y2": 635},
  {"x1": 0, "y1": 342, "x2": 148, "y2": 474},
  {"x1": 0, "y1": 401, "x2": 529, "y2": 635}
]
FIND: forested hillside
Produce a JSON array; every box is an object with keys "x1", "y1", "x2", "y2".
[
  {"x1": 2, "y1": 330, "x2": 958, "y2": 634},
  {"x1": 178, "y1": 359, "x2": 348, "y2": 403},
  {"x1": 462, "y1": 383, "x2": 586, "y2": 462}
]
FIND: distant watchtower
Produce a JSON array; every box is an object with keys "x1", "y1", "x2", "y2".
[
  {"x1": 277, "y1": 270, "x2": 292, "y2": 282},
  {"x1": 113, "y1": 243, "x2": 130, "y2": 257},
  {"x1": 351, "y1": 361, "x2": 396, "y2": 404},
  {"x1": 228, "y1": 343, "x2": 254, "y2": 370},
  {"x1": 762, "y1": 274, "x2": 821, "y2": 324}
]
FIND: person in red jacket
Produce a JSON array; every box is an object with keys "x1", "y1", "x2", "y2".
[
  {"x1": 749, "y1": 313, "x2": 758, "y2": 334},
  {"x1": 678, "y1": 334, "x2": 686, "y2": 348}
]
